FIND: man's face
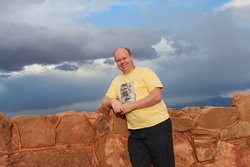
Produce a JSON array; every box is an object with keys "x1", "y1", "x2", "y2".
[{"x1": 114, "y1": 48, "x2": 134, "y2": 74}]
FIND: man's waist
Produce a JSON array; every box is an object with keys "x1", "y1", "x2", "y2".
[{"x1": 126, "y1": 111, "x2": 169, "y2": 130}]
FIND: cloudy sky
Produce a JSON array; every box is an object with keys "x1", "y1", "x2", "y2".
[{"x1": 1, "y1": 0, "x2": 250, "y2": 118}]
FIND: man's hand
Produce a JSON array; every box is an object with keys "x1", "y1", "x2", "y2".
[
  {"x1": 110, "y1": 99, "x2": 123, "y2": 114},
  {"x1": 121, "y1": 103, "x2": 135, "y2": 114},
  {"x1": 102, "y1": 88, "x2": 162, "y2": 115}
]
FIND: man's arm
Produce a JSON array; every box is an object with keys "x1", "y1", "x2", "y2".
[
  {"x1": 121, "y1": 87, "x2": 163, "y2": 114},
  {"x1": 101, "y1": 95, "x2": 112, "y2": 108},
  {"x1": 102, "y1": 95, "x2": 123, "y2": 114}
]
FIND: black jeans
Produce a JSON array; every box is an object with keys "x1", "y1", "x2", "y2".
[{"x1": 128, "y1": 118, "x2": 175, "y2": 167}]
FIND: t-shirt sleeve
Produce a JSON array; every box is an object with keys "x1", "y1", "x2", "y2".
[
  {"x1": 143, "y1": 68, "x2": 164, "y2": 92},
  {"x1": 105, "y1": 78, "x2": 118, "y2": 99}
]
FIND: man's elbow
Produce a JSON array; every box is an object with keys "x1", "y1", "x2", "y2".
[
  {"x1": 102, "y1": 96, "x2": 112, "y2": 108},
  {"x1": 155, "y1": 94, "x2": 162, "y2": 103},
  {"x1": 152, "y1": 88, "x2": 163, "y2": 103},
  {"x1": 101, "y1": 96, "x2": 109, "y2": 106}
]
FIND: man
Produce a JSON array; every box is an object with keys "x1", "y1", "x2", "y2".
[{"x1": 102, "y1": 48, "x2": 175, "y2": 167}]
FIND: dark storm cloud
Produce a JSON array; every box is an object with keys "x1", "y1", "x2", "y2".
[
  {"x1": 172, "y1": 40, "x2": 198, "y2": 57},
  {"x1": 156, "y1": 12, "x2": 250, "y2": 103},
  {"x1": 55, "y1": 63, "x2": 80, "y2": 71},
  {"x1": 0, "y1": 0, "x2": 46, "y2": 13},
  {"x1": 103, "y1": 58, "x2": 114, "y2": 65},
  {"x1": 0, "y1": 22, "x2": 161, "y2": 72}
]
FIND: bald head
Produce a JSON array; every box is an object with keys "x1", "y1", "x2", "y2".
[
  {"x1": 113, "y1": 47, "x2": 135, "y2": 74},
  {"x1": 114, "y1": 48, "x2": 132, "y2": 58}
]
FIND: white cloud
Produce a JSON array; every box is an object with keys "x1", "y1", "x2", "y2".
[
  {"x1": 1, "y1": 64, "x2": 56, "y2": 78},
  {"x1": 23, "y1": 64, "x2": 56, "y2": 75},
  {"x1": 3, "y1": 59, "x2": 118, "y2": 79},
  {"x1": 0, "y1": 0, "x2": 117, "y2": 28},
  {"x1": 151, "y1": 37, "x2": 176, "y2": 55},
  {"x1": 215, "y1": 0, "x2": 250, "y2": 26},
  {"x1": 216, "y1": 0, "x2": 250, "y2": 11}
]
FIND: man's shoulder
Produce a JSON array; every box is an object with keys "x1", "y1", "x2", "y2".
[
  {"x1": 136, "y1": 66, "x2": 152, "y2": 71},
  {"x1": 112, "y1": 74, "x2": 123, "y2": 82},
  {"x1": 136, "y1": 66, "x2": 155, "y2": 74}
]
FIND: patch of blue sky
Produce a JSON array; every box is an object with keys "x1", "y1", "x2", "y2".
[
  {"x1": 83, "y1": 4, "x2": 149, "y2": 28},
  {"x1": 81, "y1": 2, "x2": 179, "y2": 30},
  {"x1": 82, "y1": 0, "x2": 231, "y2": 30},
  {"x1": 166, "y1": 0, "x2": 230, "y2": 10}
]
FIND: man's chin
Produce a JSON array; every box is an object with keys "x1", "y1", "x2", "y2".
[{"x1": 119, "y1": 67, "x2": 126, "y2": 71}]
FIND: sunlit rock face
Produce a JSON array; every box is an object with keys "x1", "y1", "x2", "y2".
[
  {"x1": 169, "y1": 92, "x2": 250, "y2": 167},
  {"x1": 0, "y1": 92, "x2": 250, "y2": 167},
  {"x1": 0, "y1": 107, "x2": 130, "y2": 167}
]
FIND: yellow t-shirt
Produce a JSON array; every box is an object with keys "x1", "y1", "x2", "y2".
[{"x1": 106, "y1": 66, "x2": 169, "y2": 129}]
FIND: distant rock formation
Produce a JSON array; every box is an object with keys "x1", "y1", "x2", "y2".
[{"x1": 0, "y1": 92, "x2": 250, "y2": 167}]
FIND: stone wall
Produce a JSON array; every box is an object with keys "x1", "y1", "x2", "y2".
[
  {"x1": 0, "y1": 107, "x2": 130, "y2": 167},
  {"x1": 170, "y1": 92, "x2": 250, "y2": 167},
  {"x1": 0, "y1": 92, "x2": 250, "y2": 167}
]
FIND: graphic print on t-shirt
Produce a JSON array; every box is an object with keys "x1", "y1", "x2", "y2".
[{"x1": 120, "y1": 81, "x2": 136, "y2": 104}]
